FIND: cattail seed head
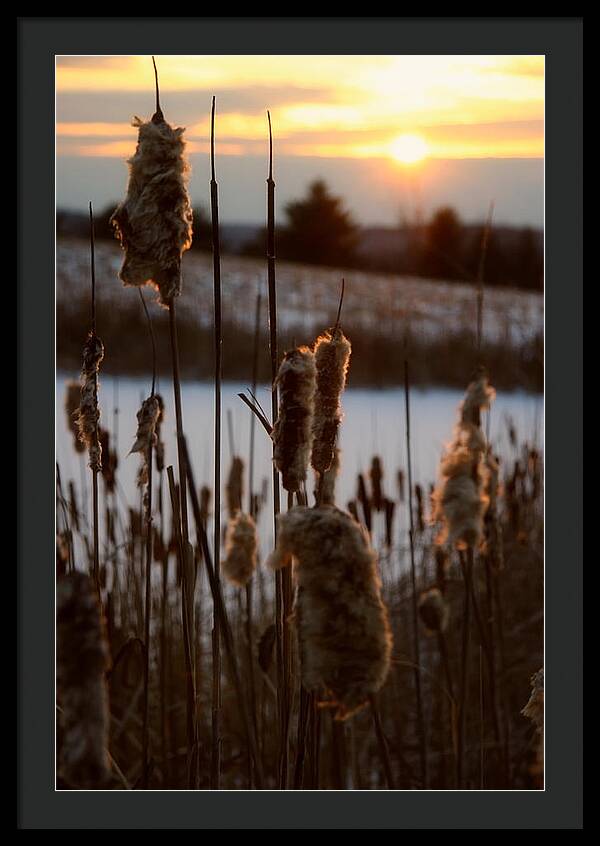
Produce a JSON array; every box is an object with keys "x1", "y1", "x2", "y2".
[
  {"x1": 130, "y1": 395, "x2": 160, "y2": 491},
  {"x1": 272, "y1": 346, "x2": 316, "y2": 492},
  {"x1": 432, "y1": 374, "x2": 495, "y2": 549},
  {"x1": 75, "y1": 332, "x2": 104, "y2": 472},
  {"x1": 222, "y1": 512, "x2": 258, "y2": 587},
  {"x1": 418, "y1": 587, "x2": 449, "y2": 634},
  {"x1": 226, "y1": 456, "x2": 245, "y2": 518},
  {"x1": 111, "y1": 116, "x2": 193, "y2": 307},
  {"x1": 98, "y1": 427, "x2": 118, "y2": 494},
  {"x1": 266, "y1": 505, "x2": 392, "y2": 720},
  {"x1": 369, "y1": 455, "x2": 384, "y2": 511},
  {"x1": 311, "y1": 327, "x2": 351, "y2": 476},
  {"x1": 57, "y1": 572, "x2": 111, "y2": 788},
  {"x1": 65, "y1": 381, "x2": 85, "y2": 454},
  {"x1": 397, "y1": 469, "x2": 405, "y2": 503}
]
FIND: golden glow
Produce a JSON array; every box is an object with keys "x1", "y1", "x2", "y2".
[
  {"x1": 389, "y1": 134, "x2": 429, "y2": 165},
  {"x1": 55, "y1": 55, "x2": 544, "y2": 161}
]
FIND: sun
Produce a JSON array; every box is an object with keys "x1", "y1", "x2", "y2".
[{"x1": 390, "y1": 133, "x2": 429, "y2": 165}]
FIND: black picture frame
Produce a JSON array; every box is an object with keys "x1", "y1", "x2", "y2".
[{"x1": 18, "y1": 17, "x2": 582, "y2": 829}]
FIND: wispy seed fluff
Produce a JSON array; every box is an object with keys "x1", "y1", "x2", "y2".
[
  {"x1": 130, "y1": 395, "x2": 160, "y2": 490},
  {"x1": 222, "y1": 512, "x2": 258, "y2": 587},
  {"x1": 418, "y1": 587, "x2": 449, "y2": 634},
  {"x1": 57, "y1": 572, "x2": 111, "y2": 788},
  {"x1": 65, "y1": 381, "x2": 85, "y2": 454},
  {"x1": 226, "y1": 456, "x2": 245, "y2": 518},
  {"x1": 267, "y1": 505, "x2": 392, "y2": 720},
  {"x1": 111, "y1": 115, "x2": 193, "y2": 307},
  {"x1": 75, "y1": 332, "x2": 105, "y2": 473},
  {"x1": 272, "y1": 347, "x2": 317, "y2": 492},
  {"x1": 432, "y1": 372, "x2": 495, "y2": 549},
  {"x1": 311, "y1": 327, "x2": 351, "y2": 476}
]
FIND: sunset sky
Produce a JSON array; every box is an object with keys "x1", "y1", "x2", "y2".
[{"x1": 56, "y1": 55, "x2": 544, "y2": 227}]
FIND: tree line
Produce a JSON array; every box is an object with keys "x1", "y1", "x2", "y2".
[{"x1": 57, "y1": 180, "x2": 543, "y2": 291}]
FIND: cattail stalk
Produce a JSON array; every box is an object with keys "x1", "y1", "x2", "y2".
[
  {"x1": 403, "y1": 356, "x2": 428, "y2": 788},
  {"x1": 136, "y1": 290, "x2": 158, "y2": 788},
  {"x1": 210, "y1": 95, "x2": 223, "y2": 790},
  {"x1": 182, "y1": 437, "x2": 264, "y2": 787}
]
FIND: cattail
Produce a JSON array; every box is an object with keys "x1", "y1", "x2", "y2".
[
  {"x1": 98, "y1": 427, "x2": 118, "y2": 494},
  {"x1": 154, "y1": 394, "x2": 166, "y2": 473},
  {"x1": 130, "y1": 395, "x2": 160, "y2": 491},
  {"x1": 222, "y1": 512, "x2": 258, "y2": 587},
  {"x1": 432, "y1": 373, "x2": 495, "y2": 549},
  {"x1": 397, "y1": 469, "x2": 405, "y2": 503},
  {"x1": 357, "y1": 473, "x2": 372, "y2": 532},
  {"x1": 267, "y1": 505, "x2": 392, "y2": 720},
  {"x1": 347, "y1": 500, "x2": 359, "y2": 523},
  {"x1": 56, "y1": 531, "x2": 70, "y2": 577},
  {"x1": 200, "y1": 485, "x2": 211, "y2": 526},
  {"x1": 272, "y1": 346, "x2": 316, "y2": 492},
  {"x1": 369, "y1": 456, "x2": 384, "y2": 511},
  {"x1": 384, "y1": 498, "x2": 395, "y2": 548},
  {"x1": 111, "y1": 113, "x2": 193, "y2": 307},
  {"x1": 75, "y1": 332, "x2": 104, "y2": 472},
  {"x1": 57, "y1": 572, "x2": 111, "y2": 788},
  {"x1": 320, "y1": 446, "x2": 340, "y2": 505},
  {"x1": 415, "y1": 483, "x2": 426, "y2": 533},
  {"x1": 482, "y1": 448, "x2": 504, "y2": 569},
  {"x1": 258, "y1": 623, "x2": 277, "y2": 674},
  {"x1": 418, "y1": 587, "x2": 449, "y2": 634},
  {"x1": 226, "y1": 455, "x2": 244, "y2": 518},
  {"x1": 65, "y1": 381, "x2": 85, "y2": 454},
  {"x1": 311, "y1": 327, "x2": 351, "y2": 477}
]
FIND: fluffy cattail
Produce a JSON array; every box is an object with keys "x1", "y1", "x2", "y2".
[
  {"x1": 111, "y1": 114, "x2": 193, "y2": 307},
  {"x1": 311, "y1": 327, "x2": 351, "y2": 477},
  {"x1": 226, "y1": 456, "x2": 244, "y2": 518},
  {"x1": 130, "y1": 395, "x2": 160, "y2": 490},
  {"x1": 154, "y1": 394, "x2": 166, "y2": 473},
  {"x1": 222, "y1": 512, "x2": 258, "y2": 587},
  {"x1": 369, "y1": 456, "x2": 384, "y2": 511},
  {"x1": 267, "y1": 505, "x2": 392, "y2": 720},
  {"x1": 75, "y1": 332, "x2": 104, "y2": 472},
  {"x1": 320, "y1": 446, "x2": 340, "y2": 505},
  {"x1": 418, "y1": 587, "x2": 449, "y2": 634},
  {"x1": 432, "y1": 373, "x2": 495, "y2": 549},
  {"x1": 272, "y1": 347, "x2": 316, "y2": 492},
  {"x1": 57, "y1": 572, "x2": 111, "y2": 788},
  {"x1": 65, "y1": 381, "x2": 85, "y2": 454}
]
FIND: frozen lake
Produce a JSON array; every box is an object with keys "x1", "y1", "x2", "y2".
[{"x1": 57, "y1": 374, "x2": 542, "y2": 560}]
